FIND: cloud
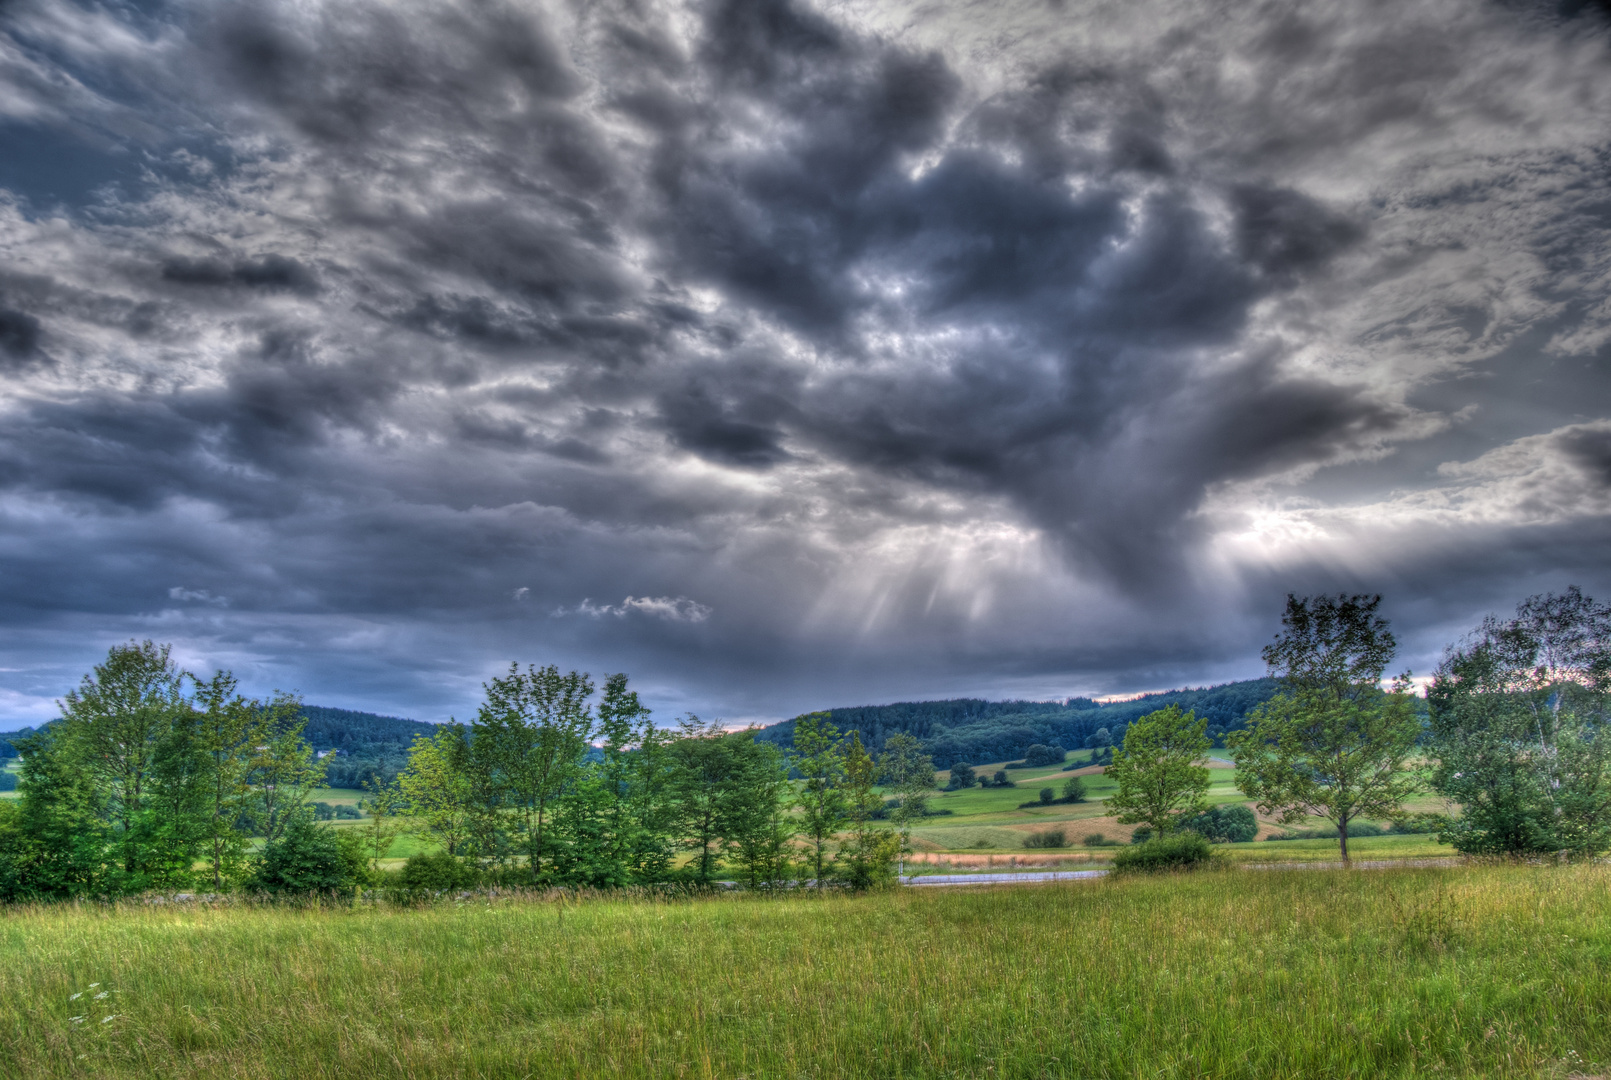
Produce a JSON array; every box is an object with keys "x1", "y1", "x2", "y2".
[
  {"x1": 557, "y1": 596, "x2": 713, "y2": 624},
  {"x1": 0, "y1": 0, "x2": 1608, "y2": 722}
]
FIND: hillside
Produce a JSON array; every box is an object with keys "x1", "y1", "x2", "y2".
[
  {"x1": 1, "y1": 706, "x2": 440, "y2": 790},
  {"x1": 756, "y1": 678, "x2": 1284, "y2": 767}
]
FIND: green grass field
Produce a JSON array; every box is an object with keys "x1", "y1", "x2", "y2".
[{"x1": 2, "y1": 864, "x2": 1607, "y2": 1078}]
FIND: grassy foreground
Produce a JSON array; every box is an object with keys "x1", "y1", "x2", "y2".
[{"x1": 3, "y1": 866, "x2": 1609, "y2": 1079}]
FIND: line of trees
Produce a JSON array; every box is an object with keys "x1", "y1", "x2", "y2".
[
  {"x1": 1106, "y1": 589, "x2": 1611, "y2": 863},
  {"x1": 0, "y1": 654, "x2": 939, "y2": 900}
]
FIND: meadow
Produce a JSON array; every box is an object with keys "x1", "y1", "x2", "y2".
[{"x1": 2, "y1": 863, "x2": 1607, "y2": 1078}]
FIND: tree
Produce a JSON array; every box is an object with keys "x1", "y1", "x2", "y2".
[
  {"x1": 251, "y1": 694, "x2": 326, "y2": 850},
  {"x1": 790, "y1": 713, "x2": 847, "y2": 888},
  {"x1": 56, "y1": 641, "x2": 196, "y2": 886},
  {"x1": 725, "y1": 733, "x2": 796, "y2": 889},
  {"x1": 358, "y1": 780, "x2": 404, "y2": 875},
  {"x1": 1107, "y1": 705, "x2": 1210, "y2": 836},
  {"x1": 881, "y1": 732, "x2": 934, "y2": 878},
  {"x1": 1179, "y1": 804, "x2": 1259, "y2": 844},
  {"x1": 947, "y1": 762, "x2": 977, "y2": 790},
  {"x1": 192, "y1": 671, "x2": 268, "y2": 891},
  {"x1": 467, "y1": 664, "x2": 595, "y2": 877},
  {"x1": 836, "y1": 733, "x2": 901, "y2": 889},
  {"x1": 396, "y1": 728, "x2": 473, "y2": 857},
  {"x1": 1428, "y1": 587, "x2": 1611, "y2": 856},
  {"x1": 1062, "y1": 775, "x2": 1087, "y2": 803},
  {"x1": 1229, "y1": 594, "x2": 1422, "y2": 863},
  {"x1": 1023, "y1": 744, "x2": 1066, "y2": 767},
  {"x1": 667, "y1": 716, "x2": 738, "y2": 884}
]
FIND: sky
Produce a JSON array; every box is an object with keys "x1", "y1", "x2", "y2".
[{"x1": 1, "y1": 0, "x2": 1610, "y2": 727}]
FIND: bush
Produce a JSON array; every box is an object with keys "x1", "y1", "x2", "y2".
[
  {"x1": 1062, "y1": 776, "x2": 1087, "y2": 803},
  {"x1": 399, "y1": 851, "x2": 480, "y2": 892},
  {"x1": 1038, "y1": 787, "x2": 1055, "y2": 805},
  {"x1": 1267, "y1": 820, "x2": 1388, "y2": 841},
  {"x1": 991, "y1": 770, "x2": 1010, "y2": 787},
  {"x1": 947, "y1": 762, "x2": 977, "y2": 790},
  {"x1": 1024, "y1": 744, "x2": 1067, "y2": 767},
  {"x1": 254, "y1": 813, "x2": 366, "y2": 894},
  {"x1": 1023, "y1": 828, "x2": 1067, "y2": 849},
  {"x1": 1081, "y1": 832, "x2": 1114, "y2": 847},
  {"x1": 1180, "y1": 805, "x2": 1259, "y2": 844},
  {"x1": 1113, "y1": 833, "x2": 1214, "y2": 873}
]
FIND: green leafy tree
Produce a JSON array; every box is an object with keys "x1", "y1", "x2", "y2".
[
  {"x1": 1107, "y1": 705, "x2": 1210, "y2": 836},
  {"x1": 667, "y1": 716, "x2": 739, "y2": 884},
  {"x1": 1429, "y1": 587, "x2": 1611, "y2": 856},
  {"x1": 396, "y1": 728, "x2": 474, "y2": 856},
  {"x1": 790, "y1": 713, "x2": 847, "y2": 888},
  {"x1": 881, "y1": 732, "x2": 934, "y2": 878},
  {"x1": 56, "y1": 641, "x2": 197, "y2": 887},
  {"x1": 947, "y1": 762, "x2": 977, "y2": 789},
  {"x1": 1062, "y1": 775, "x2": 1087, "y2": 803},
  {"x1": 1230, "y1": 594, "x2": 1422, "y2": 863},
  {"x1": 251, "y1": 693, "x2": 326, "y2": 850},
  {"x1": 725, "y1": 733, "x2": 796, "y2": 889},
  {"x1": 358, "y1": 780, "x2": 405, "y2": 875},
  {"x1": 836, "y1": 733, "x2": 901, "y2": 889},
  {"x1": 469, "y1": 664, "x2": 595, "y2": 877},
  {"x1": 192, "y1": 671, "x2": 268, "y2": 891},
  {"x1": 559, "y1": 673, "x2": 655, "y2": 887},
  {"x1": 5, "y1": 726, "x2": 106, "y2": 898}
]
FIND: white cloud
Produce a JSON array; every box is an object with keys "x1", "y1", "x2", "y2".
[{"x1": 555, "y1": 596, "x2": 713, "y2": 623}]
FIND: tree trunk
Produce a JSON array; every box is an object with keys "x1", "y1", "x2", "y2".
[{"x1": 1338, "y1": 816, "x2": 1350, "y2": 864}]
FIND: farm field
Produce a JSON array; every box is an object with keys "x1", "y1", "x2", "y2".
[{"x1": 3, "y1": 864, "x2": 1607, "y2": 1078}]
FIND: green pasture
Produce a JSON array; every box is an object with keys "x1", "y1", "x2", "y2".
[{"x1": 3, "y1": 863, "x2": 1608, "y2": 1078}]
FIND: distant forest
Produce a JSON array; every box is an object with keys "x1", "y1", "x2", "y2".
[
  {"x1": 2, "y1": 705, "x2": 441, "y2": 791},
  {"x1": 2, "y1": 680, "x2": 1284, "y2": 782},
  {"x1": 755, "y1": 679, "x2": 1284, "y2": 768}
]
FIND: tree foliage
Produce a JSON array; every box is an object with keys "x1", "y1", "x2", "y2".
[
  {"x1": 1428, "y1": 587, "x2": 1611, "y2": 857},
  {"x1": 1230, "y1": 594, "x2": 1422, "y2": 863},
  {"x1": 1106, "y1": 705, "x2": 1210, "y2": 836}
]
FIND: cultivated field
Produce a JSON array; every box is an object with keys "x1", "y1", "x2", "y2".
[{"x1": 2, "y1": 864, "x2": 1606, "y2": 1078}]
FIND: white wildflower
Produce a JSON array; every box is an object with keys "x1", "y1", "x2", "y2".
[
  {"x1": 69, "y1": 1016, "x2": 86, "y2": 1024},
  {"x1": 70, "y1": 992, "x2": 83, "y2": 1001},
  {"x1": 100, "y1": 1015, "x2": 117, "y2": 1024},
  {"x1": 93, "y1": 991, "x2": 109, "y2": 1000}
]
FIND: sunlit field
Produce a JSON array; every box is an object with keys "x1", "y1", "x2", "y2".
[{"x1": 3, "y1": 864, "x2": 1607, "y2": 1078}]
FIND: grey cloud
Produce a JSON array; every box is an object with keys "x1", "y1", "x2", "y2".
[
  {"x1": 161, "y1": 255, "x2": 320, "y2": 294},
  {"x1": 0, "y1": 0, "x2": 1608, "y2": 724}
]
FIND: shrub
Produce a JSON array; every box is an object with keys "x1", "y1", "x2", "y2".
[
  {"x1": 1112, "y1": 833, "x2": 1214, "y2": 873},
  {"x1": 991, "y1": 770, "x2": 1010, "y2": 787},
  {"x1": 1023, "y1": 828, "x2": 1067, "y2": 849},
  {"x1": 1180, "y1": 804, "x2": 1259, "y2": 844},
  {"x1": 947, "y1": 762, "x2": 977, "y2": 790},
  {"x1": 1081, "y1": 832, "x2": 1114, "y2": 847},
  {"x1": 1130, "y1": 827, "x2": 1152, "y2": 844},
  {"x1": 254, "y1": 813, "x2": 366, "y2": 894},
  {"x1": 1024, "y1": 744, "x2": 1067, "y2": 767},
  {"x1": 399, "y1": 851, "x2": 480, "y2": 892},
  {"x1": 1062, "y1": 776, "x2": 1087, "y2": 803},
  {"x1": 1038, "y1": 787, "x2": 1055, "y2": 805}
]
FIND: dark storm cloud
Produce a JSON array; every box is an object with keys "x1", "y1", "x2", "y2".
[
  {"x1": 0, "y1": 0, "x2": 1609, "y2": 723},
  {"x1": 161, "y1": 255, "x2": 319, "y2": 294}
]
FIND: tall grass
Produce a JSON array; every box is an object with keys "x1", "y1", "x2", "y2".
[{"x1": 2, "y1": 865, "x2": 1608, "y2": 1078}]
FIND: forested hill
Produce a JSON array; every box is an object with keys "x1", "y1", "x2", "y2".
[
  {"x1": 755, "y1": 678, "x2": 1283, "y2": 768},
  {"x1": 297, "y1": 706, "x2": 441, "y2": 789},
  {"x1": 2, "y1": 705, "x2": 440, "y2": 790}
]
